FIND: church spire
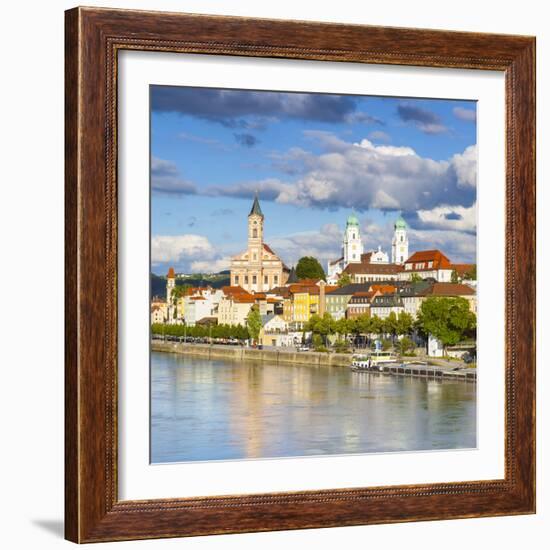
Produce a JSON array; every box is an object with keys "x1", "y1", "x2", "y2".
[{"x1": 249, "y1": 192, "x2": 264, "y2": 218}]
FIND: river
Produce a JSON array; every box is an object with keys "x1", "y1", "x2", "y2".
[{"x1": 151, "y1": 351, "x2": 476, "y2": 463}]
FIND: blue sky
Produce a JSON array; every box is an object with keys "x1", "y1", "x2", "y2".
[{"x1": 150, "y1": 86, "x2": 477, "y2": 275}]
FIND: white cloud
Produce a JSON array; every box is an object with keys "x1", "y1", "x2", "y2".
[
  {"x1": 450, "y1": 145, "x2": 477, "y2": 188},
  {"x1": 416, "y1": 202, "x2": 477, "y2": 233},
  {"x1": 409, "y1": 228, "x2": 476, "y2": 263},
  {"x1": 354, "y1": 138, "x2": 415, "y2": 157},
  {"x1": 151, "y1": 235, "x2": 215, "y2": 264},
  {"x1": 204, "y1": 136, "x2": 477, "y2": 213},
  {"x1": 371, "y1": 189, "x2": 401, "y2": 209},
  {"x1": 190, "y1": 257, "x2": 231, "y2": 273},
  {"x1": 453, "y1": 106, "x2": 476, "y2": 122},
  {"x1": 151, "y1": 156, "x2": 197, "y2": 195},
  {"x1": 268, "y1": 224, "x2": 344, "y2": 267}
]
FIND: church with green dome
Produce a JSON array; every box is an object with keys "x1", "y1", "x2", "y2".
[{"x1": 327, "y1": 212, "x2": 409, "y2": 284}]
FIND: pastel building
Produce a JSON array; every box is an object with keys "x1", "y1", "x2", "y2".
[{"x1": 230, "y1": 195, "x2": 289, "y2": 292}]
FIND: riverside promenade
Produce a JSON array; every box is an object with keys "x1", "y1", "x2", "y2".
[
  {"x1": 151, "y1": 341, "x2": 477, "y2": 380},
  {"x1": 151, "y1": 341, "x2": 352, "y2": 367}
]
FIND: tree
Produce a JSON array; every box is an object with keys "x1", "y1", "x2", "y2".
[
  {"x1": 451, "y1": 269, "x2": 459, "y2": 283},
  {"x1": 337, "y1": 272, "x2": 352, "y2": 287},
  {"x1": 410, "y1": 273, "x2": 423, "y2": 283},
  {"x1": 246, "y1": 305, "x2": 262, "y2": 343},
  {"x1": 417, "y1": 297, "x2": 476, "y2": 351},
  {"x1": 295, "y1": 256, "x2": 326, "y2": 281},
  {"x1": 397, "y1": 336, "x2": 416, "y2": 356},
  {"x1": 464, "y1": 265, "x2": 477, "y2": 280},
  {"x1": 335, "y1": 317, "x2": 350, "y2": 339},
  {"x1": 396, "y1": 312, "x2": 413, "y2": 337},
  {"x1": 172, "y1": 284, "x2": 192, "y2": 299},
  {"x1": 383, "y1": 312, "x2": 399, "y2": 344}
]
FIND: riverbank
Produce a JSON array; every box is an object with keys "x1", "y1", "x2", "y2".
[
  {"x1": 152, "y1": 340, "x2": 352, "y2": 366},
  {"x1": 151, "y1": 342, "x2": 477, "y2": 381}
]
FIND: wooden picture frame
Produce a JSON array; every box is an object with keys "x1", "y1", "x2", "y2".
[{"x1": 65, "y1": 6, "x2": 536, "y2": 543}]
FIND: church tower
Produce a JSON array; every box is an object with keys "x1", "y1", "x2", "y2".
[
  {"x1": 391, "y1": 215, "x2": 409, "y2": 264},
  {"x1": 247, "y1": 193, "x2": 264, "y2": 291},
  {"x1": 166, "y1": 267, "x2": 176, "y2": 323},
  {"x1": 343, "y1": 212, "x2": 363, "y2": 264}
]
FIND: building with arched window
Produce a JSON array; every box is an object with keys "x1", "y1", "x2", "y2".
[{"x1": 230, "y1": 195, "x2": 289, "y2": 293}]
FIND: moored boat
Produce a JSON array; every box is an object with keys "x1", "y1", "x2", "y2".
[{"x1": 351, "y1": 351, "x2": 400, "y2": 371}]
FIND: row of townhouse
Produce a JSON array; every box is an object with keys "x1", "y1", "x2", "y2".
[{"x1": 324, "y1": 280, "x2": 476, "y2": 321}]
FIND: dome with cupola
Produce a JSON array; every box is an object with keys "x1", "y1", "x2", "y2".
[
  {"x1": 394, "y1": 215, "x2": 407, "y2": 230},
  {"x1": 346, "y1": 212, "x2": 360, "y2": 227}
]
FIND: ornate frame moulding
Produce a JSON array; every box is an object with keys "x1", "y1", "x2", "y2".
[{"x1": 65, "y1": 6, "x2": 536, "y2": 543}]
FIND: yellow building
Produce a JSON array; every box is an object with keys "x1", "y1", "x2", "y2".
[{"x1": 287, "y1": 284, "x2": 320, "y2": 327}]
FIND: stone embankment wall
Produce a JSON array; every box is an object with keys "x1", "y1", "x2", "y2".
[{"x1": 151, "y1": 341, "x2": 351, "y2": 367}]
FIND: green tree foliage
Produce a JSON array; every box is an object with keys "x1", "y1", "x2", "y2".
[
  {"x1": 295, "y1": 256, "x2": 326, "y2": 281},
  {"x1": 464, "y1": 265, "x2": 477, "y2": 280},
  {"x1": 451, "y1": 269, "x2": 459, "y2": 283},
  {"x1": 151, "y1": 323, "x2": 249, "y2": 340},
  {"x1": 171, "y1": 284, "x2": 192, "y2": 299},
  {"x1": 246, "y1": 305, "x2": 262, "y2": 342},
  {"x1": 410, "y1": 273, "x2": 423, "y2": 283},
  {"x1": 334, "y1": 318, "x2": 350, "y2": 338},
  {"x1": 396, "y1": 336, "x2": 416, "y2": 356},
  {"x1": 417, "y1": 297, "x2": 476, "y2": 349},
  {"x1": 337, "y1": 272, "x2": 352, "y2": 287},
  {"x1": 396, "y1": 312, "x2": 414, "y2": 336}
]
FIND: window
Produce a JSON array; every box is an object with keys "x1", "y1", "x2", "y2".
[
  {"x1": 401, "y1": 236, "x2": 404, "y2": 242},
  {"x1": 235, "y1": 275, "x2": 239, "y2": 284},
  {"x1": 274, "y1": 275, "x2": 278, "y2": 284},
  {"x1": 352, "y1": 233, "x2": 356, "y2": 239},
  {"x1": 253, "y1": 228, "x2": 258, "y2": 238},
  {"x1": 264, "y1": 275, "x2": 268, "y2": 285},
  {"x1": 253, "y1": 253, "x2": 257, "y2": 260},
  {"x1": 252, "y1": 275, "x2": 257, "y2": 284},
  {"x1": 245, "y1": 276, "x2": 249, "y2": 284}
]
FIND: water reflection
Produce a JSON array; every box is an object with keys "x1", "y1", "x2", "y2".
[{"x1": 151, "y1": 352, "x2": 476, "y2": 463}]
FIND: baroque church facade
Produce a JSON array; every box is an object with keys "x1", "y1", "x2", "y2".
[
  {"x1": 327, "y1": 213, "x2": 409, "y2": 284},
  {"x1": 230, "y1": 195, "x2": 289, "y2": 293}
]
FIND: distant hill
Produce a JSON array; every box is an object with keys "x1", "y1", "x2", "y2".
[{"x1": 151, "y1": 272, "x2": 231, "y2": 299}]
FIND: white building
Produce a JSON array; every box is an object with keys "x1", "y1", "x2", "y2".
[
  {"x1": 391, "y1": 216, "x2": 409, "y2": 265},
  {"x1": 183, "y1": 288, "x2": 223, "y2": 326},
  {"x1": 328, "y1": 214, "x2": 404, "y2": 284},
  {"x1": 260, "y1": 314, "x2": 293, "y2": 347},
  {"x1": 343, "y1": 212, "x2": 363, "y2": 264},
  {"x1": 370, "y1": 245, "x2": 389, "y2": 264},
  {"x1": 327, "y1": 212, "x2": 363, "y2": 283}
]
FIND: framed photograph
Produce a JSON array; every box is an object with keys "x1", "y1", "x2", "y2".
[{"x1": 65, "y1": 7, "x2": 536, "y2": 543}]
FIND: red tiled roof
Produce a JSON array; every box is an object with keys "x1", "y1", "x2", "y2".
[
  {"x1": 405, "y1": 250, "x2": 451, "y2": 269},
  {"x1": 289, "y1": 284, "x2": 320, "y2": 295},
  {"x1": 263, "y1": 243, "x2": 276, "y2": 255},
  {"x1": 233, "y1": 295, "x2": 256, "y2": 304},
  {"x1": 360, "y1": 252, "x2": 373, "y2": 262},
  {"x1": 222, "y1": 285, "x2": 250, "y2": 296},
  {"x1": 298, "y1": 278, "x2": 321, "y2": 285},
  {"x1": 370, "y1": 284, "x2": 396, "y2": 295}
]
